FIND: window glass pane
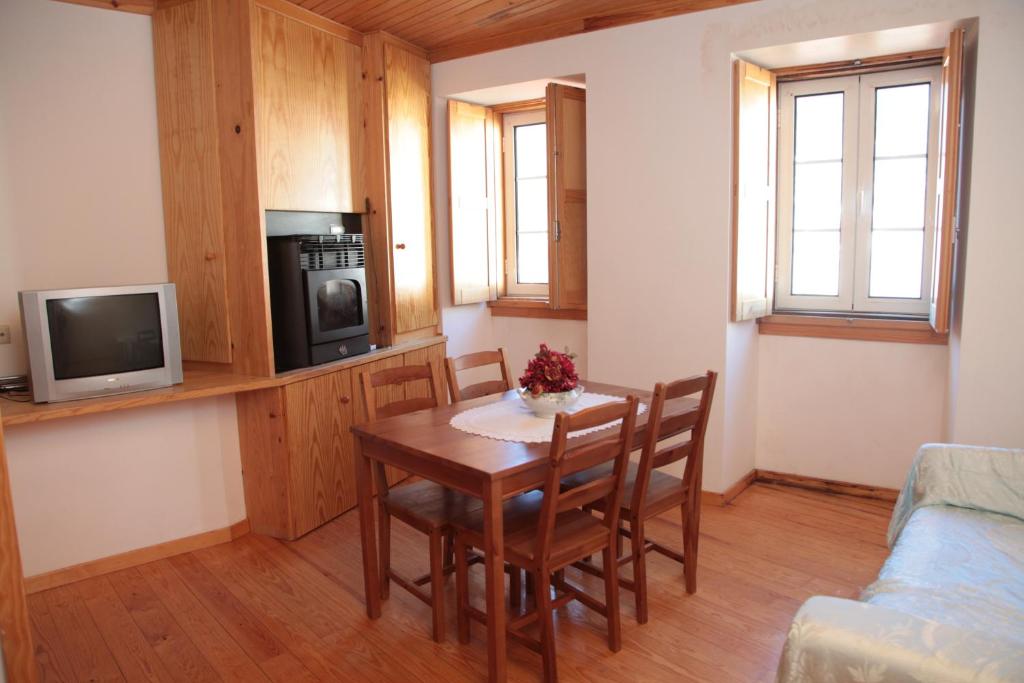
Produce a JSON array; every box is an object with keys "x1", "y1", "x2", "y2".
[
  {"x1": 874, "y1": 83, "x2": 930, "y2": 157},
  {"x1": 513, "y1": 122, "x2": 548, "y2": 285},
  {"x1": 794, "y1": 92, "x2": 844, "y2": 162},
  {"x1": 516, "y1": 232, "x2": 548, "y2": 284},
  {"x1": 873, "y1": 157, "x2": 927, "y2": 229},
  {"x1": 514, "y1": 123, "x2": 546, "y2": 178},
  {"x1": 793, "y1": 161, "x2": 842, "y2": 231},
  {"x1": 515, "y1": 177, "x2": 547, "y2": 233},
  {"x1": 869, "y1": 230, "x2": 924, "y2": 298},
  {"x1": 791, "y1": 231, "x2": 840, "y2": 296}
]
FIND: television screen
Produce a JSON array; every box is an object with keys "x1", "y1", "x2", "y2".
[{"x1": 46, "y1": 293, "x2": 165, "y2": 380}]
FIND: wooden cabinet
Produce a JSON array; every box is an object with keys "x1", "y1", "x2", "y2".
[
  {"x1": 364, "y1": 33, "x2": 440, "y2": 345},
  {"x1": 152, "y1": 0, "x2": 234, "y2": 364},
  {"x1": 237, "y1": 338, "x2": 446, "y2": 540},
  {"x1": 153, "y1": 0, "x2": 365, "y2": 375},
  {"x1": 252, "y1": 4, "x2": 364, "y2": 213}
]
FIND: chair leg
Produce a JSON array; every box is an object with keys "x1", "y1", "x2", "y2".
[
  {"x1": 602, "y1": 546, "x2": 622, "y2": 652},
  {"x1": 377, "y1": 504, "x2": 390, "y2": 600},
  {"x1": 535, "y1": 569, "x2": 557, "y2": 683},
  {"x1": 428, "y1": 529, "x2": 446, "y2": 643},
  {"x1": 615, "y1": 519, "x2": 624, "y2": 558},
  {"x1": 683, "y1": 502, "x2": 699, "y2": 594},
  {"x1": 509, "y1": 565, "x2": 522, "y2": 609},
  {"x1": 455, "y1": 537, "x2": 471, "y2": 644},
  {"x1": 443, "y1": 530, "x2": 454, "y2": 570},
  {"x1": 631, "y1": 519, "x2": 649, "y2": 624}
]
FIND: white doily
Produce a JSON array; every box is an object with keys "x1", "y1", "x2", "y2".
[{"x1": 450, "y1": 393, "x2": 648, "y2": 443}]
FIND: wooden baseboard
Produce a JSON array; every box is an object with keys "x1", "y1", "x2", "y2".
[
  {"x1": 24, "y1": 519, "x2": 250, "y2": 594},
  {"x1": 701, "y1": 468, "x2": 898, "y2": 507},
  {"x1": 755, "y1": 469, "x2": 899, "y2": 502},
  {"x1": 701, "y1": 469, "x2": 756, "y2": 507}
]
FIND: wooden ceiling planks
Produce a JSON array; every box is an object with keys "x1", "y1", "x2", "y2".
[{"x1": 287, "y1": 0, "x2": 757, "y2": 62}]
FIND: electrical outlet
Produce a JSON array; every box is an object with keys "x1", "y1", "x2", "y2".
[{"x1": 0, "y1": 325, "x2": 10, "y2": 345}]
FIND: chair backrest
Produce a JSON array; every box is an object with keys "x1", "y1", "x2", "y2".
[
  {"x1": 444, "y1": 348, "x2": 514, "y2": 403},
  {"x1": 359, "y1": 361, "x2": 446, "y2": 422},
  {"x1": 535, "y1": 396, "x2": 639, "y2": 564},
  {"x1": 631, "y1": 371, "x2": 717, "y2": 513}
]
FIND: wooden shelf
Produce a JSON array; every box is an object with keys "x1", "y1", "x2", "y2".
[
  {"x1": 271, "y1": 335, "x2": 447, "y2": 386},
  {"x1": 0, "y1": 365, "x2": 278, "y2": 428},
  {"x1": 0, "y1": 336, "x2": 448, "y2": 428}
]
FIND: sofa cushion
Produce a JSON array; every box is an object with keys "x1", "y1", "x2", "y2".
[{"x1": 863, "y1": 505, "x2": 1024, "y2": 644}]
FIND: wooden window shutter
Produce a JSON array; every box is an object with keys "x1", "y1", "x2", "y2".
[
  {"x1": 546, "y1": 83, "x2": 587, "y2": 311},
  {"x1": 731, "y1": 59, "x2": 777, "y2": 322},
  {"x1": 929, "y1": 28, "x2": 965, "y2": 333},
  {"x1": 447, "y1": 99, "x2": 502, "y2": 305}
]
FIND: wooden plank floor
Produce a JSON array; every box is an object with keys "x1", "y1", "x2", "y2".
[{"x1": 27, "y1": 484, "x2": 893, "y2": 682}]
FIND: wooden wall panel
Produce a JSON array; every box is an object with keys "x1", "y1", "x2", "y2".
[
  {"x1": 235, "y1": 388, "x2": 292, "y2": 537},
  {"x1": 152, "y1": 0, "x2": 233, "y2": 364},
  {"x1": 211, "y1": 0, "x2": 276, "y2": 376},
  {"x1": 383, "y1": 41, "x2": 439, "y2": 336},
  {"x1": 361, "y1": 32, "x2": 394, "y2": 347},
  {"x1": 0, "y1": 422, "x2": 37, "y2": 683},
  {"x1": 253, "y1": 4, "x2": 365, "y2": 213}
]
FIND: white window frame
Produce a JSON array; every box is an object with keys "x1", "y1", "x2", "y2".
[
  {"x1": 775, "y1": 66, "x2": 942, "y2": 316},
  {"x1": 776, "y1": 76, "x2": 859, "y2": 311},
  {"x1": 502, "y1": 109, "x2": 549, "y2": 298},
  {"x1": 853, "y1": 67, "x2": 941, "y2": 314}
]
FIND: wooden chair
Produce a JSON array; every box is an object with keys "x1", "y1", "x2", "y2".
[
  {"x1": 567, "y1": 371, "x2": 717, "y2": 624},
  {"x1": 444, "y1": 348, "x2": 514, "y2": 403},
  {"x1": 453, "y1": 397, "x2": 639, "y2": 682},
  {"x1": 359, "y1": 361, "x2": 483, "y2": 642}
]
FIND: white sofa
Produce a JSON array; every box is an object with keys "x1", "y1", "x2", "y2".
[{"x1": 776, "y1": 444, "x2": 1024, "y2": 683}]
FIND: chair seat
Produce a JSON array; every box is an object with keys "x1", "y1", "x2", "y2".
[
  {"x1": 561, "y1": 461, "x2": 685, "y2": 515},
  {"x1": 384, "y1": 480, "x2": 483, "y2": 531},
  {"x1": 453, "y1": 490, "x2": 609, "y2": 569}
]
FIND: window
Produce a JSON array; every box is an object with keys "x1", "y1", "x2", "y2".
[
  {"x1": 502, "y1": 109, "x2": 549, "y2": 297},
  {"x1": 447, "y1": 83, "x2": 587, "y2": 317},
  {"x1": 776, "y1": 66, "x2": 941, "y2": 316}
]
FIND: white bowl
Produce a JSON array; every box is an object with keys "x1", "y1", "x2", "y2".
[{"x1": 517, "y1": 385, "x2": 584, "y2": 418}]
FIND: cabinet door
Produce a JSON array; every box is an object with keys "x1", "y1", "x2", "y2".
[
  {"x1": 153, "y1": 0, "x2": 233, "y2": 363},
  {"x1": 384, "y1": 42, "x2": 439, "y2": 335},
  {"x1": 253, "y1": 5, "x2": 364, "y2": 213},
  {"x1": 283, "y1": 369, "x2": 357, "y2": 537}
]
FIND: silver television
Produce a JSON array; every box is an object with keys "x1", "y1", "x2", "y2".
[{"x1": 19, "y1": 283, "x2": 183, "y2": 403}]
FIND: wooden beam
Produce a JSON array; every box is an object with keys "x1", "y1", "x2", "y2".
[
  {"x1": 51, "y1": 0, "x2": 155, "y2": 15},
  {"x1": 0, "y1": 421, "x2": 37, "y2": 683}
]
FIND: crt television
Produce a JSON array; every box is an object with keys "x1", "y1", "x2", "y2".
[{"x1": 19, "y1": 283, "x2": 184, "y2": 403}]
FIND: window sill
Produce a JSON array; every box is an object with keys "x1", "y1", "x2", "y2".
[
  {"x1": 487, "y1": 298, "x2": 587, "y2": 320},
  {"x1": 757, "y1": 314, "x2": 947, "y2": 345}
]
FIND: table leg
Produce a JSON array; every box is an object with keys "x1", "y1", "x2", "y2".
[
  {"x1": 354, "y1": 437, "x2": 381, "y2": 619},
  {"x1": 482, "y1": 479, "x2": 507, "y2": 682}
]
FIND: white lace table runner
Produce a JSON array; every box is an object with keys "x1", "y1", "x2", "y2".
[{"x1": 449, "y1": 392, "x2": 647, "y2": 443}]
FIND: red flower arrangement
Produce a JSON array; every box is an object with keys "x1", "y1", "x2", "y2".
[{"x1": 519, "y1": 344, "x2": 579, "y2": 395}]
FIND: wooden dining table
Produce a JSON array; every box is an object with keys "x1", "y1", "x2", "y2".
[{"x1": 350, "y1": 381, "x2": 699, "y2": 682}]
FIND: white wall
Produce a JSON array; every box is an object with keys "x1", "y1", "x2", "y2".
[
  {"x1": 433, "y1": 0, "x2": 1024, "y2": 491},
  {"x1": 757, "y1": 337, "x2": 949, "y2": 488},
  {"x1": 950, "y1": 0, "x2": 1024, "y2": 449},
  {"x1": 0, "y1": 0, "x2": 246, "y2": 575}
]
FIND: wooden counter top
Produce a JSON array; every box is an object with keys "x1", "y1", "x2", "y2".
[
  {"x1": 0, "y1": 366, "x2": 277, "y2": 428},
  {"x1": 0, "y1": 335, "x2": 447, "y2": 428}
]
